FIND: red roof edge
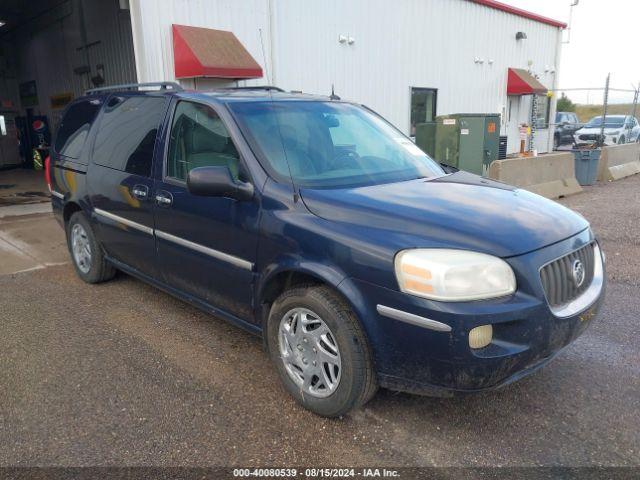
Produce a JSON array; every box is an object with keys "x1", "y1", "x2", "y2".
[{"x1": 468, "y1": 0, "x2": 567, "y2": 29}]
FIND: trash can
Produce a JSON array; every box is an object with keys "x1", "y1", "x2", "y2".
[{"x1": 571, "y1": 149, "x2": 600, "y2": 186}]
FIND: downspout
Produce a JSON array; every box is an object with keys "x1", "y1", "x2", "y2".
[
  {"x1": 127, "y1": 0, "x2": 146, "y2": 83},
  {"x1": 268, "y1": 0, "x2": 277, "y2": 86},
  {"x1": 548, "y1": 27, "x2": 563, "y2": 152}
]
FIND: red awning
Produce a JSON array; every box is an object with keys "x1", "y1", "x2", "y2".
[
  {"x1": 507, "y1": 68, "x2": 548, "y2": 95},
  {"x1": 172, "y1": 24, "x2": 263, "y2": 80}
]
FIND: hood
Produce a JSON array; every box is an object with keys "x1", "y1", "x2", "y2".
[
  {"x1": 577, "y1": 127, "x2": 621, "y2": 135},
  {"x1": 300, "y1": 172, "x2": 589, "y2": 258}
]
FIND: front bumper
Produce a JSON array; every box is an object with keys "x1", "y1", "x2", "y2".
[{"x1": 351, "y1": 229, "x2": 605, "y2": 396}]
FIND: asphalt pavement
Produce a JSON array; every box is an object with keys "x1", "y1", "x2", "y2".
[{"x1": 0, "y1": 175, "x2": 639, "y2": 467}]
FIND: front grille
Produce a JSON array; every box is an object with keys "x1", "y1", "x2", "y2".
[
  {"x1": 579, "y1": 134, "x2": 597, "y2": 141},
  {"x1": 540, "y1": 243, "x2": 595, "y2": 307}
]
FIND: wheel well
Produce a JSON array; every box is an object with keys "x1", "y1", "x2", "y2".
[
  {"x1": 63, "y1": 202, "x2": 82, "y2": 224},
  {"x1": 260, "y1": 271, "x2": 324, "y2": 307},
  {"x1": 259, "y1": 270, "x2": 329, "y2": 338}
]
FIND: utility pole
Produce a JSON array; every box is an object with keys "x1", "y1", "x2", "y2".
[{"x1": 632, "y1": 83, "x2": 639, "y2": 119}]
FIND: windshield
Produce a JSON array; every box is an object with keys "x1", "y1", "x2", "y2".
[
  {"x1": 585, "y1": 116, "x2": 625, "y2": 128},
  {"x1": 229, "y1": 101, "x2": 444, "y2": 188}
]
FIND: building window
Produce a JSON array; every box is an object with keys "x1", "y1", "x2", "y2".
[
  {"x1": 534, "y1": 94, "x2": 551, "y2": 129},
  {"x1": 410, "y1": 87, "x2": 437, "y2": 136}
]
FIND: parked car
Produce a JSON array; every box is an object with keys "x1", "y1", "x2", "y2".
[
  {"x1": 574, "y1": 115, "x2": 640, "y2": 146},
  {"x1": 553, "y1": 111, "x2": 581, "y2": 149},
  {"x1": 48, "y1": 83, "x2": 605, "y2": 417}
]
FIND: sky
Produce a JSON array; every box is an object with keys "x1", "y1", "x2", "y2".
[{"x1": 503, "y1": 0, "x2": 640, "y2": 104}]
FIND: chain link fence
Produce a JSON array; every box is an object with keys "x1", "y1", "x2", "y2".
[{"x1": 550, "y1": 75, "x2": 639, "y2": 150}]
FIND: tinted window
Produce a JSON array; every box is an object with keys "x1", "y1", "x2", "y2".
[
  {"x1": 167, "y1": 101, "x2": 241, "y2": 182},
  {"x1": 556, "y1": 113, "x2": 566, "y2": 123},
  {"x1": 55, "y1": 100, "x2": 102, "y2": 159},
  {"x1": 92, "y1": 95, "x2": 166, "y2": 176}
]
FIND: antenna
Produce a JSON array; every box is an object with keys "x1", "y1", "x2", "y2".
[
  {"x1": 330, "y1": 84, "x2": 341, "y2": 100},
  {"x1": 258, "y1": 28, "x2": 271, "y2": 85}
]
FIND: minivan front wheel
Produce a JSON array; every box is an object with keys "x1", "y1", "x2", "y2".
[
  {"x1": 66, "y1": 212, "x2": 116, "y2": 284},
  {"x1": 267, "y1": 285, "x2": 377, "y2": 417}
]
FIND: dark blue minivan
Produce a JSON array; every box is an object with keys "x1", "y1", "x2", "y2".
[{"x1": 49, "y1": 83, "x2": 605, "y2": 417}]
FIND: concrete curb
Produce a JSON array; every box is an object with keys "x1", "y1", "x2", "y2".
[
  {"x1": 487, "y1": 153, "x2": 582, "y2": 199},
  {"x1": 598, "y1": 143, "x2": 640, "y2": 181},
  {"x1": 0, "y1": 202, "x2": 53, "y2": 218}
]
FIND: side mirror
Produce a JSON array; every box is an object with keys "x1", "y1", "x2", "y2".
[{"x1": 187, "y1": 166, "x2": 254, "y2": 201}]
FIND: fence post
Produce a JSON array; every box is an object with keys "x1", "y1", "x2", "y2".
[{"x1": 599, "y1": 73, "x2": 610, "y2": 147}]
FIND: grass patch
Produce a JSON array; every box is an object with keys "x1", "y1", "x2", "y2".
[{"x1": 574, "y1": 103, "x2": 639, "y2": 123}]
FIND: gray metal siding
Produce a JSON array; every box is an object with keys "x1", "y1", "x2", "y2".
[{"x1": 12, "y1": 0, "x2": 137, "y2": 125}]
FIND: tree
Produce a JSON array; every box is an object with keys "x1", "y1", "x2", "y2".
[{"x1": 556, "y1": 93, "x2": 576, "y2": 112}]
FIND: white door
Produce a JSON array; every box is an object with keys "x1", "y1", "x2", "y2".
[
  {"x1": 0, "y1": 114, "x2": 22, "y2": 167},
  {"x1": 506, "y1": 96, "x2": 521, "y2": 154}
]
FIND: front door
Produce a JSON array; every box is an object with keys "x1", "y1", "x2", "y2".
[
  {"x1": 153, "y1": 100, "x2": 259, "y2": 322},
  {"x1": 88, "y1": 94, "x2": 169, "y2": 278},
  {"x1": 506, "y1": 96, "x2": 521, "y2": 154}
]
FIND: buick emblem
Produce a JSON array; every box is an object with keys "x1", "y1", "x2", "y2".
[{"x1": 572, "y1": 259, "x2": 585, "y2": 287}]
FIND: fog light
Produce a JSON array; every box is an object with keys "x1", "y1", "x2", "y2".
[{"x1": 469, "y1": 325, "x2": 493, "y2": 349}]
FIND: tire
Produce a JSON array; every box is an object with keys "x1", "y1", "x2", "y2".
[
  {"x1": 553, "y1": 135, "x2": 560, "y2": 150},
  {"x1": 619, "y1": 135, "x2": 625, "y2": 145},
  {"x1": 66, "y1": 211, "x2": 116, "y2": 284},
  {"x1": 266, "y1": 285, "x2": 377, "y2": 417}
]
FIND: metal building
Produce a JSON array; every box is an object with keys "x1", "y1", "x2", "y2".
[
  {"x1": 0, "y1": 0, "x2": 565, "y2": 168},
  {"x1": 0, "y1": 0, "x2": 137, "y2": 167},
  {"x1": 129, "y1": 0, "x2": 566, "y2": 155}
]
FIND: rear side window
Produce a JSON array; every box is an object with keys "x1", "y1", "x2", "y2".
[
  {"x1": 55, "y1": 100, "x2": 102, "y2": 159},
  {"x1": 91, "y1": 95, "x2": 167, "y2": 177}
]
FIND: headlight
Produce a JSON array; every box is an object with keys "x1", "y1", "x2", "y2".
[{"x1": 394, "y1": 249, "x2": 516, "y2": 301}]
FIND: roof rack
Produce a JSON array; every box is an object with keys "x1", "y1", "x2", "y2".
[
  {"x1": 225, "y1": 86, "x2": 285, "y2": 92},
  {"x1": 85, "y1": 82, "x2": 184, "y2": 96}
]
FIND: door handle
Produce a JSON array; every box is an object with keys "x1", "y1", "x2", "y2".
[
  {"x1": 131, "y1": 185, "x2": 149, "y2": 199},
  {"x1": 155, "y1": 191, "x2": 173, "y2": 207}
]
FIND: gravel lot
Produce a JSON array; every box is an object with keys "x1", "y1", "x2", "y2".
[{"x1": 0, "y1": 175, "x2": 639, "y2": 467}]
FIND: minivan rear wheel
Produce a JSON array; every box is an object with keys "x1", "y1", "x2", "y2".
[
  {"x1": 66, "y1": 211, "x2": 116, "y2": 284},
  {"x1": 267, "y1": 285, "x2": 377, "y2": 417}
]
